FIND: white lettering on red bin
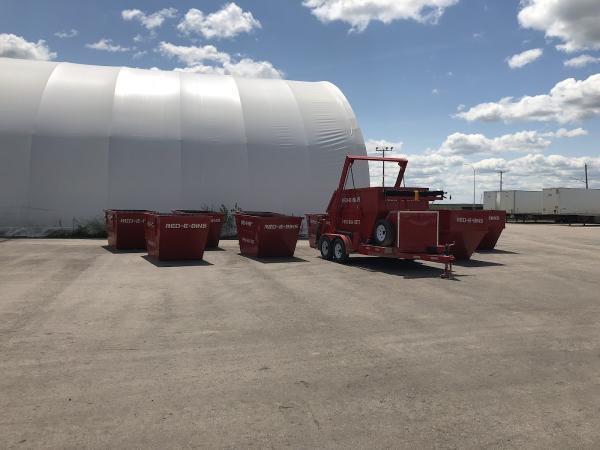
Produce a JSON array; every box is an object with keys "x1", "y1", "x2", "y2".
[
  {"x1": 264, "y1": 224, "x2": 299, "y2": 230},
  {"x1": 456, "y1": 217, "x2": 484, "y2": 224},
  {"x1": 240, "y1": 220, "x2": 253, "y2": 227},
  {"x1": 488, "y1": 216, "x2": 500, "y2": 221},
  {"x1": 120, "y1": 218, "x2": 144, "y2": 224},
  {"x1": 165, "y1": 223, "x2": 208, "y2": 229},
  {"x1": 241, "y1": 237, "x2": 255, "y2": 244}
]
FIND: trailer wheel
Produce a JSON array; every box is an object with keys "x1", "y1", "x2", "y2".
[
  {"x1": 319, "y1": 237, "x2": 333, "y2": 260},
  {"x1": 373, "y1": 219, "x2": 394, "y2": 246},
  {"x1": 332, "y1": 238, "x2": 349, "y2": 263}
]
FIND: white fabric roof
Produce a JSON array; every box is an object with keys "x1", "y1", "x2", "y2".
[{"x1": 0, "y1": 57, "x2": 368, "y2": 235}]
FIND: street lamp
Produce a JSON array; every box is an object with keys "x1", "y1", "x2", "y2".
[{"x1": 464, "y1": 163, "x2": 476, "y2": 209}]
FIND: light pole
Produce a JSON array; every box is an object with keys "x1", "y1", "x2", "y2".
[
  {"x1": 464, "y1": 163, "x2": 476, "y2": 209},
  {"x1": 375, "y1": 146, "x2": 393, "y2": 187}
]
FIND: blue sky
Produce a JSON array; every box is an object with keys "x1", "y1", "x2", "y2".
[{"x1": 1, "y1": 0, "x2": 599, "y2": 200}]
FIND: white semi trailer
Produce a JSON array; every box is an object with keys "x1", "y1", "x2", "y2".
[
  {"x1": 542, "y1": 188, "x2": 600, "y2": 216},
  {"x1": 483, "y1": 190, "x2": 542, "y2": 214}
]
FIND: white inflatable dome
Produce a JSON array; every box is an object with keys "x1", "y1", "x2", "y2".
[{"x1": 0, "y1": 57, "x2": 368, "y2": 235}]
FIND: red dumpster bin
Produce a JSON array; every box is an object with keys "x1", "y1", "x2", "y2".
[
  {"x1": 145, "y1": 213, "x2": 211, "y2": 261},
  {"x1": 235, "y1": 212, "x2": 302, "y2": 257},
  {"x1": 105, "y1": 209, "x2": 155, "y2": 250},
  {"x1": 172, "y1": 210, "x2": 225, "y2": 248},
  {"x1": 438, "y1": 210, "x2": 488, "y2": 260},
  {"x1": 477, "y1": 210, "x2": 506, "y2": 250},
  {"x1": 306, "y1": 213, "x2": 328, "y2": 249}
]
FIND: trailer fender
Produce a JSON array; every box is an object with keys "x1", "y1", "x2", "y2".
[{"x1": 322, "y1": 233, "x2": 353, "y2": 255}]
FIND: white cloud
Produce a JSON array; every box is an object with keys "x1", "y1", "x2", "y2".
[
  {"x1": 365, "y1": 138, "x2": 600, "y2": 197},
  {"x1": 157, "y1": 41, "x2": 231, "y2": 65},
  {"x1": 507, "y1": 48, "x2": 543, "y2": 69},
  {"x1": 302, "y1": 0, "x2": 460, "y2": 32},
  {"x1": 432, "y1": 88, "x2": 440, "y2": 95},
  {"x1": 366, "y1": 128, "x2": 600, "y2": 197},
  {"x1": 175, "y1": 59, "x2": 282, "y2": 79},
  {"x1": 0, "y1": 33, "x2": 56, "y2": 60},
  {"x1": 157, "y1": 41, "x2": 283, "y2": 79},
  {"x1": 54, "y1": 29, "x2": 78, "y2": 39},
  {"x1": 437, "y1": 128, "x2": 587, "y2": 156},
  {"x1": 564, "y1": 54, "x2": 600, "y2": 68},
  {"x1": 518, "y1": 0, "x2": 600, "y2": 53},
  {"x1": 456, "y1": 73, "x2": 600, "y2": 123},
  {"x1": 122, "y1": 8, "x2": 178, "y2": 30},
  {"x1": 550, "y1": 127, "x2": 588, "y2": 138},
  {"x1": 132, "y1": 50, "x2": 147, "y2": 59},
  {"x1": 86, "y1": 38, "x2": 131, "y2": 53},
  {"x1": 177, "y1": 3, "x2": 261, "y2": 39},
  {"x1": 439, "y1": 131, "x2": 551, "y2": 155}
]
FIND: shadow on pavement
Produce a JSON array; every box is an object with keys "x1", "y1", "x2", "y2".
[
  {"x1": 102, "y1": 245, "x2": 145, "y2": 254},
  {"x1": 141, "y1": 255, "x2": 213, "y2": 267},
  {"x1": 238, "y1": 254, "x2": 308, "y2": 264},
  {"x1": 476, "y1": 249, "x2": 519, "y2": 255},
  {"x1": 453, "y1": 259, "x2": 504, "y2": 267},
  {"x1": 345, "y1": 256, "x2": 458, "y2": 280}
]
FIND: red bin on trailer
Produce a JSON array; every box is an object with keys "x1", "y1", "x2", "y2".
[
  {"x1": 477, "y1": 210, "x2": 506, "y2": 250},
  {"x1": 145, "y1": 213, "x2": 211, "y2": 261},
  {"x1": 172, "y1": 210, "x2": 225, "y2": 248},
  {"x1": 105, "y1": 209, "x2": 155, "y2": 250},
  {"x1": 235, "y1": 212, "x2": 302, "y2": 257},
  {"x1": 438, "y1": 210, "x2": 488, "y2": 260}
]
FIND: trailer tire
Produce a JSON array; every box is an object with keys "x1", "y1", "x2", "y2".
[
  {"x1": 319, "y1": 237, "x2": 333, "y2": 260},
  {"x1": 332, "y1": 238, "x2": 349, "y2": 263},
  {"x1": 373, "y1": 219, "x2": 394, "y2": 247}
]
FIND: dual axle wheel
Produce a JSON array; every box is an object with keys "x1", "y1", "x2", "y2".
[{"x1": 319, "y1": 237, "x2": 348, "y2": 263}]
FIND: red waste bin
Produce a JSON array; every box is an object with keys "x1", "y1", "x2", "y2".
[
  {"x1": 477, "y1": 211, "x2": 506, "y2": 250},
  {"x1": 235, "y1": 212, "x2": 302, "y2": 257},
  {"x1": 105, "y1": 209, "x2": 155, "y2": 250},
  {"x1": 305, "y1": 214, "x2": 328, "y2": 248},
  {"x1": 145, "y1": 213, "x2": 211, "y2": 261},
  {"x1": 172, "y1": 210, "x2": 225, "y2": 247},
  {"x1": 438, "y1": 210, "x2": 489, "y2": 260}
]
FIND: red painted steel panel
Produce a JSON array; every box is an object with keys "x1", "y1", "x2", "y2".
[
  {"x1": 438, "y1": 210, "x2": 488, "y2": 260},
  {"x1": 235, "y1": 212, "x2": 302, "y2": 257},
  {"x1": 305, "y1": 213, "x2": 328, "y2": 248},
  {"x1": 172, "y1": 210, "x2": 225, "y2": 247},
  {"x1": 105, "y1": 209, "x2": 155, "y2": 250},
  {"x1": 477, "y1": 210, "x2": 506, "y2": 250},
  {"x1": 145, "y1": 213, "x2": 211, "y2": 260},
  {"x1": 396, "y1": 211, "x2": 438, "y2": 253}
]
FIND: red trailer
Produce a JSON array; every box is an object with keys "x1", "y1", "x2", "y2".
[
  {"x1": 308, "y1": 155, "x2": 455, "y2": 278},
  {"x1": 235, "y1": 212, "x2": 302, "y2": 257},
  {"x1": 477, "y1": 210, "x2": 507, "y2": 250},
  {"x1": 172, "y1": 210, "x2": 225, "y2": 248},
  {"x1": 105, "y1": 209, "x2": 155, "y2": 250},
  {"x1": 145, "y1": 213, "x2": 211, "y2": 261}
]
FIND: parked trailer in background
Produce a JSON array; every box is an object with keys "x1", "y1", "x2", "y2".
[
  {"x1": 543, "y1": 188, "x2": 600, "y2": 216},
  {"x1": 497, "y1": 190, "x2": 543, "y2": 215},
  {"x1": 483, "y1": 191, "x2": 498, "y2": 210},
  {"x1": 542, "y1": 188, "x2": 600, "y2": 223}
]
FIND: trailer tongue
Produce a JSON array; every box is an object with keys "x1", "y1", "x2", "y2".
[{"x1": 308, "y1": 155, "x2": 455, "y2": 278}]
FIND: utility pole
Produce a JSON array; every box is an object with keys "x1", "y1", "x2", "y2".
[
  {"x1": 585, "y1": 163, "x2": 588, "y2": 189},
  {"x1": 464, "y1": 164, "x2": 476, "y2": 209},
  {"x1": 376, "y1": 146, "x2": 393, "y2": 187},
  {"x1": 498, "y1": 170, "x2": 504, "y2": 192}
]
